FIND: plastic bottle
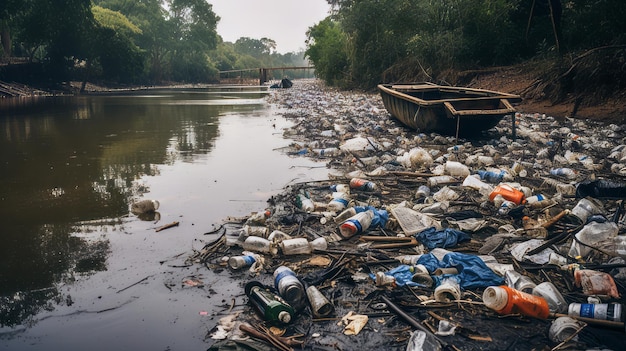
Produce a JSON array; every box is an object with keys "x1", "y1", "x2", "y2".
[
  {"x1": 274, "y1": 266, "x2": 306, "y2": 311},
  {"x1": 327, "y1": 191, "x2": 350, "y2": 212},
  {"x1": 477, "y1": 170, "x2": 508, "y2": 183},
  {"x1": 427, "y1": 175, "x2": 456, "y2": 187},
  {"x1": 550, "y1": 168, "x2": 578, "y2": 179},
  {"x1": 295, "y1": 192, "x2": 315, "y2": 212},
  {"x1": 313, "y1": 147, "x2": 339, "y2": 157},
  {"x1": 498, "y1": 200, "x2": 517, "y2": 215},
  {"x1": 573, "y1": 269, "x2": 620, "y2": 298},
  {"x1": 131, "y1": 199, "x2": 160, "y2": 214},
  {"x1": 568, "y1": 220, "x2": 618, "y2": 258},
  {"x1": 306, "y1": 286, "x2": 334, "y2": 318},
  {"x1": 329, "y1": 184, "x2": 350, "y2": 193},
  {"x1": 333, "y1": 207, "x2": 357, "y2": 224},
  {"x1": 568, "y1": 302, "x2": 623, "y2": 322},
  {"x1": 489, "y1": 184, "x2": 525, "y2": 204},
  {"x1": 245, "y1": 281, "x2": 294, "y2": 325},
  {"x1": 434, "y1": 277, "x2": 461, "y2": 302},
  {"x1": 504, "y1": 271, "x2": 536, "y2": 294},
  {"x1": 310, "y1": 237, "x2": 328, "y2": 251},
  {"x1": 280, "y1": 238, "x2": 312, "y2": 255},
  {"x1": 549, "y1": 317, "x2": 582, "y2": 343},
  {"x1": 243, "y1": 236, "x2": 277, "y2": 255},
  {"x1": 349, "y1": 177, "x2": 377, "y2": 191},
  {"x1": 532, "y1": 282, "x2": 568, "y2": 313},
  {"x1": 395, "y1": 255, "x2": 424, "y2": 265},
  {"x1": 445, "y1": 160, "x2": 470, "y2": 177},
  {"x1": 415, "y1": 185, "x2": 431, "y2": 198},
  {"x1": 338, "y1": 210, "x2": 374, "y2": 239},
  {"x1": 242, "y1": 225, "x2": 269, "y2": 238},
  {"x1": 570, "y1": 197, "x2": 605, "y2": 223},
  {"x1": 228, "y1": 254, "x2": 257, "y2": 269},
  {"x1": 482, "y1": 286, "x2": 550, "y2": 319}
]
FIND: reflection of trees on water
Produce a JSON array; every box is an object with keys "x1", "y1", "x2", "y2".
[{"x1": 0, "y1": 90, "x2": 235, "y2": 326}]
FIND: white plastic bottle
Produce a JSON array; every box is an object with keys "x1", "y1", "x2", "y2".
[
  {"x1": 296, "y1": 192, "x2": 315, "y2": 212},
  {"x1": 228, "y1": 254, "x2": 257, "y2": 269},
  {"x1": 338, "y1": 210, "x2": 374, "y2": 239}
]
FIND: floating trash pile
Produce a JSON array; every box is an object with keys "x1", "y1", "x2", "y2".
[{"x1": 192, "y1": 80, "x2": 625, "y2": 351}]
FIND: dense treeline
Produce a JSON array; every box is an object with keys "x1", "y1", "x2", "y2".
[
  {"x1": 306, "y1": 0, "x2": 626, "y2": 94},
  {"x1": 0, "y1": 0, "x2": 309, "y2": 87}
]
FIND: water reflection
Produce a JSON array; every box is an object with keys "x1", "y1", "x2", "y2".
[{"x1": 0, "y1": 87, "x2": 267, "y2": 327}]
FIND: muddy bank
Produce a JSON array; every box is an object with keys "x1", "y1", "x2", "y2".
[{"x1": 196, "y1": 80, "x2": 625, "y2": 351}]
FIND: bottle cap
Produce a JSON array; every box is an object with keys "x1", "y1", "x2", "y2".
[
  {"x1": 483, "y1": 286, "x2": 508, "y2": 311},
  {"x1": 339, "y1": 221, "x2": 358, "y2": 238},
  {"x1": 278, "y1": 311, "x2": 291, "y2": 323}
]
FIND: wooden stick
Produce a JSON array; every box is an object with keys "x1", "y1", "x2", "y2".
[
  {"x1": 155, "y1": 221, "x2": 179, "y2": 232},
  {"x1": 541, "y1": 210, "x2": 570, "y2": 228},
  {"x1": 360, "y1": 235, "x2": 414, "y2": 242},
  {"x1": 550, "y1": 313, "x2": 624, "y2": 329},
  {"x1": 239, "y1": 324, "x2": 297, "y2": 350},
  {"x1": 370, "y1": 238, "x2": 420, "y2": 249}
]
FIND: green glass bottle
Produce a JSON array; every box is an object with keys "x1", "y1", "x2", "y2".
[{"x1": 245, "y1": 281, "x2": 295, "y2": 325}]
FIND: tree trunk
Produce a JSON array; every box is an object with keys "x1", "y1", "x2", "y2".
[{"x1": 1, "y1": 21, "x2": 11, "y2": 58}]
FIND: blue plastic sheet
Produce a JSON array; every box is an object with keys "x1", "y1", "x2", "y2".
[
  {"x1": 417, "y1": 252, "x2": 503, "y2": 289},
  {"x1": 368, "y1": 264, "x2": 424, "y2": 287},
  {"x1": 415, "y1": 227, "x2": 471, "y2": 250}
]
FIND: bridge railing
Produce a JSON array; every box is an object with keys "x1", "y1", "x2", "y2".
[{"x1": 218, "y1": 66, "x2": 315, "y2": 85}]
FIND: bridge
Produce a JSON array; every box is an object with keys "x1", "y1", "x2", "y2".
[{"x1": 218, "y1": 66, "x2": 315, "y2": 85}]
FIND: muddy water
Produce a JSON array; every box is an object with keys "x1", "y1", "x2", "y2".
[{"x1": 0, "y1": 86, "x2": 329, "y2": 350}]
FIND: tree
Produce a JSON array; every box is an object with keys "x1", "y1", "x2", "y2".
[
  {"x1": 91, "y1": 6, "x2": 144, "y2": 83},
  {"x1": 0, "y1": 0, "x2": 27, "y2": 58},
  {"x1": 305, "y1": 17, "x2": 349, "y2": 86}
]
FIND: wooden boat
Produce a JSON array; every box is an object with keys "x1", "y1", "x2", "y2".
[{"x1": 378, "y1": 83, "x2": 522, "y2": 137}]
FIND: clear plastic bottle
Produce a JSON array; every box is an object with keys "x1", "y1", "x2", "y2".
[
  {"x1": 445, "y1": 160, "x2": 470, "y2": 177},
  {"x1": 568, "y1": 220, "x2": 618, "y2": 258},
  {"x1": 427, "y1": 175, "x2": 456, "y2": 187},
  {"x1": 243, "y1": 236, "x2": 277, "y2": 255},
  {"x1": 338, "y1": 210, "x2": 374, "y2": 239},
  {"x1": 504, "y1": 270, "x2": 536, "y2": 294},
  {"x1": 131, "y1": 199, "x2": 160, "y2": 214},
  {"x1": 550, "y1": 168, "x2": 578, "y2": 179},
  {"x1": 532, "y1": 282, "x2": 568, "y2": 314},
  {"x1": 415, "y1": 185, "x2": 431, "y2": 198},
  {"x1": 477, "y1": 170, "x2": 507, "y2": 183}
]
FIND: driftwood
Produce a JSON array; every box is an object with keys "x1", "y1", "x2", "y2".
[{"x1": 155, "y1": 221, "x2": 179, "y2": 232}]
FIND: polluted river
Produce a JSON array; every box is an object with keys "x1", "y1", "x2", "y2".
[{"x1": 2, "y1": 80, "x2": 626, "y2": 351}]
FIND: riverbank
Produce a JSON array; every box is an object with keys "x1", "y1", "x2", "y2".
[
  {"x1": 2, "y1": 63, "x2": 625, "y2": 124},
  {"x1": 201, "y1": 79, "x2": 625, "y2": 351}
]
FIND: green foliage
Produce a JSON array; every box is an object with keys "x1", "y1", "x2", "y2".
[
  {"x1": 92, "y1": 6, "x2": 142, "y2": 36},
  {"x1": 305, "y1": 18, "x2": 349, "y2": 86}
]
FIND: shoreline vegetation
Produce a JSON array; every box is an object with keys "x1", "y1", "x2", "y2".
[{"x1": 2, "y1": 64, "x2": 624, "y2": 125}]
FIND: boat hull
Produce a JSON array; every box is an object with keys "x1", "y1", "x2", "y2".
[{"x1": 378, "y1": 83, "x2": 521, "y2": 137}]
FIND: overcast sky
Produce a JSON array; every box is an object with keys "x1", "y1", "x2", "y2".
[{"x1": 209, "y1": 0, "x2": 331, "y2": 54}]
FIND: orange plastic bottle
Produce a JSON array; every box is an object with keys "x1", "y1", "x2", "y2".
[
  {"x1": 483, "y1": 285, "x2": 550, "y2": 319},
  {"x1": 489, "y1": 184, "x2": 525, "y2": 204}
]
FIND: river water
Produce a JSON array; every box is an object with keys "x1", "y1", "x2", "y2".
[{"x1": 0, "y1": 85, "x2": 329, "y2": 350}]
